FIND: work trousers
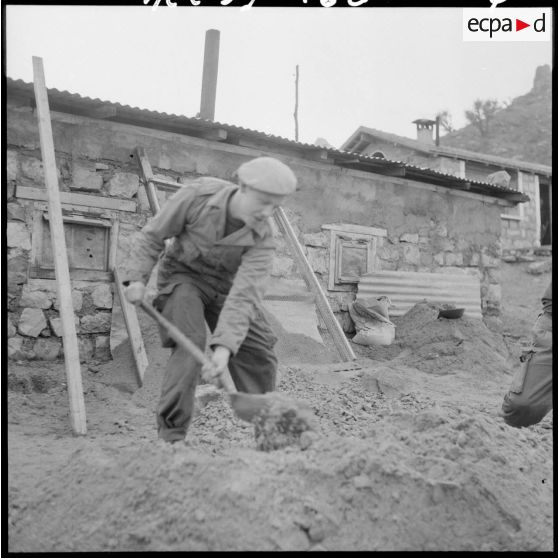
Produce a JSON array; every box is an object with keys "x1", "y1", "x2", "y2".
[
  {"x1": 154, "y1": 280, "x2": 278, "y2": 442},
  {"x1": 501, "y1": 312, "x2": 553, "y2": 428}
]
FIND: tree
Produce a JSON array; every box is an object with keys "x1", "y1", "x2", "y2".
[
  {"x1": 464, "y1": 98, "x2": 502, "y2": 137},
  {"x1": 436, "y1": 110, "x2": 454, "y2": 133}
]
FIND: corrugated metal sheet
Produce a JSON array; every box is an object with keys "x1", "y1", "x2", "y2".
[
  {"x1": 357, "y1": 270, "x2": 482, "y2": 319},
  {"x1": 4, "y1": 78, "x2": 531, "y2": 202},
  {"x1": 342, "y1": 125, "x2": 552, "y2": 176}
]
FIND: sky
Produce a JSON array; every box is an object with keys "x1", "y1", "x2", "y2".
[{"x1": 4, "y1": 4, "x2": 553, "y2": 149}]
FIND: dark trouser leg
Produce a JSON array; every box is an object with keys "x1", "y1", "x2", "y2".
[
  {"x1": 501, "y1": 347, "x2": 553, "y2": 427},
  {"x1": 205, "y1": 303, "x2": 278, "y2": 394},
  {"x1": 155, "y1": 282, "x2": 208, "y2": 442},
  {"x1": 501, "y1": 314, "x2": 553, "y2": 428}
]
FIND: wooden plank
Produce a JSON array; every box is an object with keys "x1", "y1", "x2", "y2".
[
  {"x1": 135, "y1": 147, "x2": 161, "y2": 213},
  {"x1": 112, "y1": 266, "x2": 148, "y2": 386},
  {"x1": 273, "y1": 207, "x2": 356, "y2": 362},
  {"x1": 32, "y1": 56, "x2": 87, "y2": 435},
  {"x1": 16, "y1": 185, "x2": 137, "y2": 212}
]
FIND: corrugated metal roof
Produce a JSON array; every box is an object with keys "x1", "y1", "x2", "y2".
[
  {"x1": 6, "y1": 77, "x2": 529, "y2": 202},
  {"x1": 342, "y1": 125, "x2": 552, "y2": 176},
  {"x1": 358, "y1": 270, "x2": 483, "y2": 319}
]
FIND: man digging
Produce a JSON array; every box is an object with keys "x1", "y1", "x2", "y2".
[{"x1": 120, "y1": 157, "x2": 313, "y2": 447}]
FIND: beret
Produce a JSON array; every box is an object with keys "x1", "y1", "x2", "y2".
[{"x1": 236, "y1": 157, "x2": 297, "y2": 195}]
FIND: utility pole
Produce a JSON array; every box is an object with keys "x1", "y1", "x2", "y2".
[{"x1": 294, "y1": 64, "x2": 299, "y2": 141}]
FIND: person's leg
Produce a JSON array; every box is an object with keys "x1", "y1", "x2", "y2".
[
  {"x1": 154, "y1": 282, "x2": 209, "y2": 442},
  {"x1": 228, "y1": 306, "x2": 278, "y2": 393},
  {"x1": 205, "y1": 302, "x2": 278, "y2": 393},
  {"x1": 501, "y1": 314, "x2": 553, "y2": 428}
]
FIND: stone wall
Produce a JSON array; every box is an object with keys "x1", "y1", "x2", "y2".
[
  {"x1": 500, "y1": 172, "x2": 540, "y2": 254},
  {"x1": 362, "y1": 140, "x2": 542, "y2": 257},
  {"x1": 6, "y1": 98, "x2": 508, "y2": 361}
]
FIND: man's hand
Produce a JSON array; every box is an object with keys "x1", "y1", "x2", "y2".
[
  {"x1": 123, "y1": 281, "x2": 146, "y2": 305},
  {"x1": 201, "y1": 346, "x2": 231, "y2": 386}
]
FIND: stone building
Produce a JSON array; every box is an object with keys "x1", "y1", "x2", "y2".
[
  {"x1": 341, "y1": 122, "x2": 552, "y2": 255},
  {"x1": 6, "y1": 78, "x2": 528, "y2": 362}
]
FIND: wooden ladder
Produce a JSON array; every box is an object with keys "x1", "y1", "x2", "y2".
[{"x1": 134, "y1": 148, "x2": 356, "y2": 362}]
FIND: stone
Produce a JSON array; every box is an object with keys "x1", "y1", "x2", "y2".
[
  {"x1": 33, "y1": 338, "x2": 61, "y2": 361},
  {"x1": 303, "y1": 232, "x2": 328, "y2": 248},
  {"x1": 80, "y1": 313, "x2": 112, "y2": 333},
  {"x1": 7, "y1": 250, "x2": 29, "y2": 285},
  {"x1": 106, "y1": 172, "x2": 140, "y2": 198},
  {"x1": 7, "y1": 203, "x2": 26, "y2": 222},
  {"x1": 77, "y1": 336, "x2": 95, "y2": 363},
  {"x1": 487, "y1": 170, "x2": 511, "y2": 188},
  {"x1": 53, "y1": 290, "x2": 83, "y2": 312},
  {"x1": 94, "y1": 335, "x2": 111, "y2": 360},
  {"x1": 20, "y1": 156, "x2": 44, "y2": 183},
  {"x1": 49, "y1": 316, "x2": 80, "y2": 337},
  {"x1": 378, "y1": 245, "x2": 400, "y2": 262},
  {"x1": 7, "y1": 150, "x2": 18, "y2": 181},
  {"x1": 7, "y1": 222, "x2": 31, "y2": 250},
  {"x1": 527, "y1": 260, "x2": 552, "y2": 275},
  {"x1": 306, "y1": 247, "x2": 328, "y2": 275},
  {"x1": 7, "y1": 317, "x2": 17, "y2": 338},
  {"x1": 19, "y1": 286, "x2": 53, "y2": 309},
  {"x1": 195, "y1": 384, "x2": 221, "y2": 408},
  {"x1": 71, "y1": 165, "x2": 103, "y2": 192},
  {"x1": 445, "y1": 252, "x2": 463, "y2": 266},
  {"x1": 92, "y1": 284, "x2": 113, "y2": 309},
  {"x1": 18, "y1": 308, "x2": 47, "y2": 337},
  {"x1": 402, "y1": 244, "x2": 420, "y2": 266},
  {"x1": 400, "y1": 233, "x2": 419, "y2": 244},
  {"x1": 433, "y1": 224, "x2": 448, "y2": 237},
  {"x1": 8, "y1": 337, "x2": 25, "y2": 360},
  {"x1": 433, "y1": 252, "x2": 445, "y2": 266}
]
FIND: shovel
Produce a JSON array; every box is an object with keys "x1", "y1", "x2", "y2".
[{"x1": 138, "y1": 300, "x2": 279, "y2": 424}]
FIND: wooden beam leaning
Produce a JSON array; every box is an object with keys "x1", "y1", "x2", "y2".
[
  {"x1": 32, "y1": 56, "x2": 87, "y2": 435},
  {"x1": 273, "y1": 207, "x2": 356, "y2": 362},
  {"x1": 112, "y1": 266, "x2": 149, "y2": 386},
  {"x1": 135, "y1": 147, "x2": 162, "y2": 213}
]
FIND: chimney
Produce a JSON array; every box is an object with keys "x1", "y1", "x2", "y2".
[
  {"x1": 412, "y1": 118, "x2": 436, "y2": 144},
  {"x1": 199, "y1": 29, "x2": 220, "y2": 120}
]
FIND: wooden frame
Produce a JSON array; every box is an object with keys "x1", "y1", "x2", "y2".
[
  {"x1": 30, "y1": 208, "x2": 118, "y2": 281},
  {"x1": 323, "y1": 224, "x2": 386, "y2": 291}
]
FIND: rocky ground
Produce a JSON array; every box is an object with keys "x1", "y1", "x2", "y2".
[{"x1": 6, "y1": 260, "x2": 553, "y2": 551}]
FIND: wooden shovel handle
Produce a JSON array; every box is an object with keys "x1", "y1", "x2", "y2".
[{"x1": 139, "y1": 300, "x2": 237, "y2": 393}]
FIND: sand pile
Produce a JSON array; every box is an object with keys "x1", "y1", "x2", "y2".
[{"x1": 8, "y1": 387, "x2": 552, "y2": 552}]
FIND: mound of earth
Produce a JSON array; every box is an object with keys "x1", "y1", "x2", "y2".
[{"x1": 7, "y1": 261, "x2": 553, "y2": 551}]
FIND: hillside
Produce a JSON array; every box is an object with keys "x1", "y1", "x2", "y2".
[{"x1": 440, "y1": 65, "x2": 551, "y2": 167}]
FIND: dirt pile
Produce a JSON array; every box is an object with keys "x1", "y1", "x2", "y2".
[
  {"x1": 8, "y1": 370, "x2": 552, "y2": 551},
  {"x1": 7, "y1": 264, "x2": 553, "y2": 551},
  {"x1": 353, "y1": 301, "x2": 515, "y2": 377}
]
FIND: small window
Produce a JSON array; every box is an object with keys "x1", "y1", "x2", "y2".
[
  {"x1": 30, "y1": 210, "x2": 118, "y2": 281},
  {"x1": 323, "y1": 224, "x2": 387, "y2": 291}
]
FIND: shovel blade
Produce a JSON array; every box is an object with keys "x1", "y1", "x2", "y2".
[{"x1": 228, "y1": 392, "x2": 273, "y2": 423}]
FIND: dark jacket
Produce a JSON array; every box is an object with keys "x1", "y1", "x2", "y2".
[{"x1": 120, "y1": 177, "x2": 276, "y2": 355}]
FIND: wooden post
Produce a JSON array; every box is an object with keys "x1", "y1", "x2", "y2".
[
  {"x1": 199, "y1": 29, "x2": 220, "y2": 121},
  {"x1": 32, "y1": 56, "x2": 87, "y2": 435},
  {"x1": 113, "y1": 267, "x2": 149, "y2": 386},
  {"x1": 273, "y1": 207, "x2": 356, "y2": 362},
  {"x1": 294, "y1": 65, "x2": 299, "y2": 142}
]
